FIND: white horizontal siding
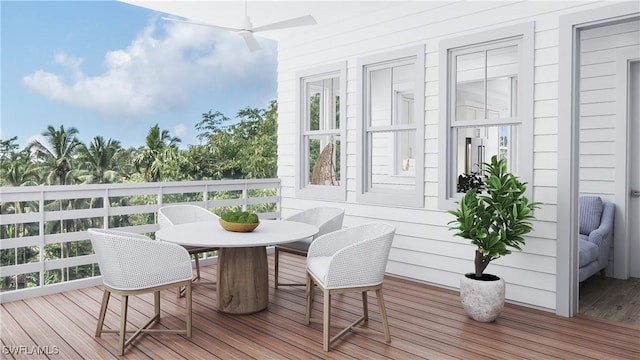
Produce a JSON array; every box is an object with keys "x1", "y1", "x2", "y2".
[
  {"x1": 578, "y1": 18, "x2": 640, "y2": 202},
  {"x1": 276, "y1": 1, "x2": 625, "y2": 312}
]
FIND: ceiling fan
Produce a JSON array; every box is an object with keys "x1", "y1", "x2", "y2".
[{"x1": 162, "y1": 1, "x2": 316, "y2": 52}]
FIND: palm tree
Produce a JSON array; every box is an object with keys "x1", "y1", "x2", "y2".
[
  {"x1": 0, "y1": 149, "x2": 41, "y2": 273},
  {"x1": 29, "y1": 125, "x2": 82, "y2": 185},
  {"x1": 0, "y1": 150, "x2": 39, "y2": 187},
  {"x1": 133, "y1": 124, "x2": 181, "y2": 182},
  {"x1": 0, "y1": 150, "x2": 40, "y2": 242},
  {"x1": 77, "y1": 136, "x2": 124, "y2": 184},
  {"x1": 27, "y1": 125, "x2": 83, "y2": 284},
  {"x1": 0, "y1": 136, "x2": 19, "y2": 160}
]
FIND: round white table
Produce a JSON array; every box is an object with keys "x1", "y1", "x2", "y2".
[{"x1": 156, "y1": 219, "x2": 318, "y2": 314}]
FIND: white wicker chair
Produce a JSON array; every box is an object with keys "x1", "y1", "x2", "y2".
[
  {"x1": 87, "y1": 228, "x2": 193, "y2": 355},
  {"x1": 305, "y1": 222, "x2": 396, "y2": 351},
  {"x1": 158, "y1": 205, "x2": 219, "y2": 292},
  {"x1": 274, "y1": 207, "x2": 345, "y2": 288}
]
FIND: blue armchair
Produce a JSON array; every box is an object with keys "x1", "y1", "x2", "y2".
[{"x1": 578, "y1": 196, "x2": 615, "y2": 282}]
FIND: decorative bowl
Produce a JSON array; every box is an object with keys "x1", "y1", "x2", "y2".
[{"x1": 219, "y1": 218, "x2": 259, "y2": 232}]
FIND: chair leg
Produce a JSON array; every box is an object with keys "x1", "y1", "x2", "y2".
[
  {"x1": 376, "y1": 289, "x2": 391, "y2": 343},
  {"x1": 185, "y1": 282, "x2": 192, "y2": 338},
  {"x1": 96, "y1": 289, "x2": 110, "y2": 337},
  {"x1": 274, "y1": 248, "x2": 280, "y2": 289},
  {"x1": 305, "y1": 273, "x2": 313, "y2": 324},
  {"x1": 323, "y1": 289, "x2": 331, "y2": 352},
  {"x1": 177, "y1": 254, "x2": 199, "y2": 299},
  {"x1": 193, "y1": 255, "x2": 201, "y2": 282},
  {"x1": 119, "y1": 295, "x2": 129, "y2": 356},
  {"x1": 362, "y1": 291, "x2": 369, "y2": 322},
  {"x1": 154, "y1": 291, "x2": 161, "y2": 319}
]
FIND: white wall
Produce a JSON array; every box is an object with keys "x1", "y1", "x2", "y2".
[{"x1": 275, "y1": 1, "x2": 623, "y2": 312}]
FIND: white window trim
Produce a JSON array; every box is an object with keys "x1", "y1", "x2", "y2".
[
  {"x1": 356, "y1": 45, "x2": 426, "y2": 207},
  {"x1": 295, "y1": 62, "x2": 347, "y2": 201},
  {"x1": 438, "y1": 22, "x2": 534, "y2": 211}
]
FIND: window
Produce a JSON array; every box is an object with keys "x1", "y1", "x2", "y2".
[
  {"x1": 295, "y1": 62, "x2": 347, "y2": 201},
  {"x1": 357, "y1": 46, "x2": 425, "y2": 207},
  {"x1": 439, "y1": 23, "x2": 534, "y2": 209}
]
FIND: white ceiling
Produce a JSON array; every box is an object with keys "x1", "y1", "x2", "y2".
[{"x1": 120, "y1": 1, "x2": 406, "y2": 39}]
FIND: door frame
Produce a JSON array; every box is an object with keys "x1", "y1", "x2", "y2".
[
  {"x1": 558, "y1": 2, "x2": 640, "y2": 317},
  {"x1": 614, "y1": 48, "x2": 640, "y2": 280}
]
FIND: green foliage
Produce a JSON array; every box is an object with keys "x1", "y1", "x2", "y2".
[
  {"x1": 132, "y1": 124, "x2": 181, "y2": 182},
  {"x1": 191, "y1": 101, "x2": 278, "y2": 180},
  {"x1": 77, "y1": 136, "x2": 124, "y2": 184},
  {"x1": 195, "y1": 110, "x2": 229, "y2": 142},
  {"x1": 448, "y1": 155, "x2": 541, "y2": 278},
  {"x1": 221, "y1": 211, "x2": 259, "y2": 224},
  {"x1": 28, "y1": 125, "x2": 82, "y2": 185},
  {"x1": 0, "y1": 136, "x2": 19, "y2": 160}
]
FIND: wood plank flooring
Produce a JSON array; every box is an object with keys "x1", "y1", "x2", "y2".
[
  {"x1": 579, "y1": 275, "x2": 640, "y2": 325},
  {"x1": 2, "y1": 254, "x2": 639, "y2": 359}
]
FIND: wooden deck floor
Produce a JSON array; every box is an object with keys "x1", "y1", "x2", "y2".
[{"x1": 2, "y1": 254, "x2": 639, "y2": 360}]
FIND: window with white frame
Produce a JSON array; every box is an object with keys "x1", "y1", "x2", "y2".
[
  {"x1": 439, "y1": 23, "x2": 534, "y2": 209},
  {"x1": 295, "y1": 62, "x2": 346, "y2": 201},
  {"x1": 357, "y1": 45, "x2": 425, "y2": 207}
]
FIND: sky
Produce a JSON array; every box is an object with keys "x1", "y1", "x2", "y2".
[{"x1": 1, "y1": 0, "x2": 278, "y2": 149}]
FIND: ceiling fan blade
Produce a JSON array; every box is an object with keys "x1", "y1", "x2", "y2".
[
  {"x1": 239, "y1": 32, "x2": 262, "y2": 52},
  {"x1": 162, "y1": 17, "x2": 240, "y2": 32},
  {"x1": 252, "y1": 15, "x2": 317, "y2": 32}
]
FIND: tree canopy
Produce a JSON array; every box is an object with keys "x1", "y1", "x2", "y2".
[{"x1": 1, "y1": 101, "x2": 278, "y2": 186}]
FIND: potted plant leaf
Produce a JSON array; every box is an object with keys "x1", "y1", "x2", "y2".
[{"x1": 448, "y1": 155, "x2": 540, "y2": 322}]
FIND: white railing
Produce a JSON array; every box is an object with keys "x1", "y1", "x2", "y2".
[{"x1": 0, "y1": 179, "x2": 280, "y2": 302}]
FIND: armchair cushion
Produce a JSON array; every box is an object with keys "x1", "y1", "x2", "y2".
[
  {"x1": 307, "y1": 256, "x2": 332, "y2": 283},
  {"x1": 579, "y1": 196, "x2": 603, "y2": 235}
]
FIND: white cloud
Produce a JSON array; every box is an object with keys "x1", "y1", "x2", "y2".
[
  {"x1": 22, "y1": 18, "x2": 277, "y2": 118},
  {"x1": 172, "y1": 123, "x2": 188, "y2": 138}
]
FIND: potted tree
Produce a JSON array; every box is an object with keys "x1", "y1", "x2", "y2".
[{"x1": 448, "y1": 155, "x2": 540, "y2": 322}]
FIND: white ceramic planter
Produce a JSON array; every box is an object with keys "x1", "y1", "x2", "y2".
[{"x1": 459, "y1": 273, "x2": 505, "y2": 322}]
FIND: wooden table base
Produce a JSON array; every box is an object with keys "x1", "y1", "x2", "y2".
[{"x1": 216, "y1": 246, "x2": 269, "y2": 314}]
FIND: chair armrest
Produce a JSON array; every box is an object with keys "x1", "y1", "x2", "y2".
[{"x1": 588, "y1": 202, "x2": 615, "y2": 248}]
